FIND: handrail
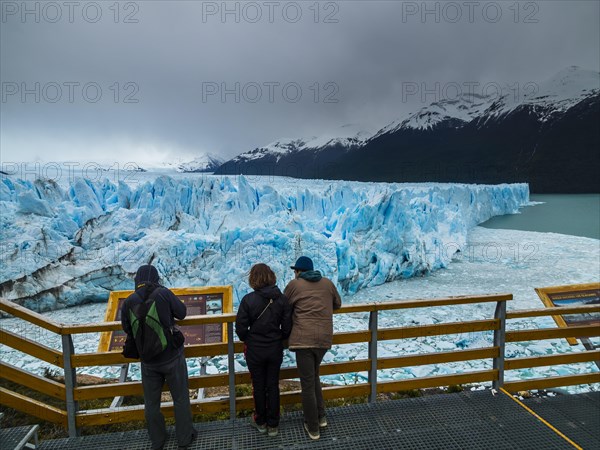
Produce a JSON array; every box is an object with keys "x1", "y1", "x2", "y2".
[
  {"x1": 504, "y1": 373, "x2": 600, "y2": 392},
  {"x1": 377, "y1": 319, "x2": 499, "y2": 340},
  {"x1": 0, "y1": 387, "x2": 68, "y2": 426},
  {"x1": 506, "y1": 324, "x2": 600, "y2": 342},
  {"x1": 372, "y1": 293, "x2": 512, "y2": 310},
  {"x1": 0, "y1": 361, "x2": 66, "y2": 400},
  {"x1": 69, "y1": 348, "x2": 504, "y2": 402},
  {"x1": 376, "y1": 370, "x2": 498, "y2": 393},
  {"x1": 0, "y1": 329, "x2": 64, "y2": 367},
  {"x1": 506, "y1": 304, "x2": 600, "y2": 319},
  {"x1": 503, "y1": 303, "x2": 600, "y2": 393},
  {"x1": 504, "y1": 350, "x2": 600, "y2": 370},
  {"x1": 1, "y1": 294, "x2": 512, "y2": 334},
  {"x1": 3, "y1": 291, "x2": 598, "y2": 434},
  {"x1": 378, "y1": 347, "x2": 499, "y2": 369},
  {"x1": 1, "y1": 292, "x2": 513, "y2": 436},
  {"x1": 61, "y1": 313, "x2": 238, "y2": 335},
  {"x1": 0, "y1": 299, "x2": 64, "y2": 333}
]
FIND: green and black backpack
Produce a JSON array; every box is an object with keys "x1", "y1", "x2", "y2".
[{"x1": 128, "y1": 288, "x2": 169, "y2": 361}]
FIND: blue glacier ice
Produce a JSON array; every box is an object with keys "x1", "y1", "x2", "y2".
[{"x1": 0, "y1": 174, "x2": 529, "y2": 311}]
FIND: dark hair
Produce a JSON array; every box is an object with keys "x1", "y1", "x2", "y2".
[{"x1": 249, "y1": 263, "x2": 276, "y2": 290}]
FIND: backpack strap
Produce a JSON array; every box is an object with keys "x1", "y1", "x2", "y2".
[
  {"x1": 256, "y1": 298, "x2": 273, "y2": 321},
  {"x1": 144, "y1": 288, "x2": 183, "y2": 349},
  {"x1": 250, "y1": 298, "x2": 273, "y2": 331},
  {"x1": 143, "y1": 287, "x2": 161, "y2": 306},
  {"x1": 126, "y1": 287, "x2": 163, "y2": 332},
  {"x1": 144, "y1": 287, "x2": 168, "y2": 327}
]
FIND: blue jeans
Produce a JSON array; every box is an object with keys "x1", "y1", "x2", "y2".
[
  {"x1": 141, "y1": 351, "x2": 195, "y2": 449},
  {"x1": 295, "y1": 348, "x2": 327, "y2": 433}
]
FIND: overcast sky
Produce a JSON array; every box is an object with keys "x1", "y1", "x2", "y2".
[{"x1": 1, "y1": 0, "x2": 599, "y2": 166}]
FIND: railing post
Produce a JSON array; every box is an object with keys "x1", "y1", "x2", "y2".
[
  {"x1": 109, "y1": 363, "x2": 130, "y2": 409},
  {"x1": 492, "y1": 300, "x2": 507, "y2": 390},
  {"x1": 579, "y1": 338, "x2": 600, "y2": 370},
  {"x1": 227, "y1": 321, "x2": 236, "y2": 420},
  {"x1": 61, "y1": 334, "x2": 80, "y2": 437},
  {"x1": 368, "y1": 310, "x2": 378, "y2": 403}
]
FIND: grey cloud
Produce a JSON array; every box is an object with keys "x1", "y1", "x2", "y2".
[{"x1": 1, "y1": 1, "x2": 598, "y2": 164}]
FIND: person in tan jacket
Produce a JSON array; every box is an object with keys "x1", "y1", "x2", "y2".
[{"x1": 284, "y1": 256, "x2": 342, "y2": 440}]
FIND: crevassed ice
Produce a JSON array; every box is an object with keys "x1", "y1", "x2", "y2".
[
  {"x1": 0, "y1": 174, "x2": 528, "y2": 311},
  {"x1": 1, "y1": 222, "x2": 598, "y2": 393}
]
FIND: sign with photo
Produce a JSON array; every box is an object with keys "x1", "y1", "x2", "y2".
[
  {"x1": 98, "y1": 286, "x2": 233, "y2": 352},
  {"x1": 535, "y1": 282, "x2": 600, "y2": 345}
]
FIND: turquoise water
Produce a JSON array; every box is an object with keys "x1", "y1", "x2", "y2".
[{"x1": 481, "y1": 194, "x2": 600, "y2": 239}]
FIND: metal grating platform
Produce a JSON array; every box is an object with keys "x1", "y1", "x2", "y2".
[
  {"x1": 524, "y1": 391, "x2": 600, "y2": 449},
  {"x1": 0, "y1": 424, "x2": 40, "y2": 450},
  {"x1": 37, "y1": 390, "x2": 598, "y2": 449}
]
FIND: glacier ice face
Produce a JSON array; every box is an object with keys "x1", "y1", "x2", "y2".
[{"x1": 0, "y1": 174, "x2": 529, "y2": 311}]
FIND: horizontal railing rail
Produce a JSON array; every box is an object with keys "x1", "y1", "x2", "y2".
[
  {"x1": 0, "y1": 387, "x2": 68, "y2": 426},
  {"x1": 503, "y1": 304, "x2": 600, "y2": 392},
  {"x1": 504, "y1": 350, "x2": 600, "y2": 370},
  {"x1": 503, "y1": 374, "x2": 600, "y2": 393},
  {"x1": 506, "y1": 304, "x2": 600, "y2": 319},
  {"x1": 0, "y1": 329, "x2": 64, "y2": 367},
  {"x1": 0, "y1": 300, "x2": 64, "y2": 334},
  {"x1": 0, "y1": 361, "x2": 66, "y2": 400}
]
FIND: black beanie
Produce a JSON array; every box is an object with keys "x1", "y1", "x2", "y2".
[{"x1": 134, "y1": 264, "x2": 159, "y2": 289}]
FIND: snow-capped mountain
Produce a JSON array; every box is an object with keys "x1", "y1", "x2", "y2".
[
  {"x1": 376, "y1": 66, "x2": 599, "y2": 135},
  {"x1": 215, "y1": 124, "x2": 374, "y2": 176},
  {"x1": 494, "y1": 65, "x2": 600, "y2": 116},
  {"x1": 218, "y1": 67, "x2": 600, "y2": 192},
  {"x1": 141, "y1": 153, "x2": 225, "y2": 173},
  {"x1": 376, "y1": 93, "x2": 493, "y2": 136},
  {"x1": 176, "y1": 154, "x2": 224, "y2": 172},
  {"x1": 234, "y1": 124, "x2": 373, "y2": 161}
]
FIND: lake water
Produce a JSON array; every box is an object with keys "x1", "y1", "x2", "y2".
[{"x1": 481, "y1": 194, "x2": 600, "y2": 239}]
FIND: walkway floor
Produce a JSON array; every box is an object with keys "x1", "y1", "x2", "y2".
[{"x1": 37, "y1": 390, "x2": 599, "y2": 449}]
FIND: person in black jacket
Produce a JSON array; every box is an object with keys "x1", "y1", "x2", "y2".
[
  {"x1": 235, "y1": 263, "x2": 292, "y2": 437},
  {"x1": 121, "y1": 264, "x2": 196, "y2": 450}
]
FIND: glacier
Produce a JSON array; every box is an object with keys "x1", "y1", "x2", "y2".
[
  {"x1": 1, "y1": 226, "x2": 597, "y2": 393},
  {"x1": 0, "y1": 173, "x2": 529, "y2": 311}
]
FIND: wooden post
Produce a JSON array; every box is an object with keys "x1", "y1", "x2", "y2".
[
  {"x1": 61, "y1": 334, "x2": 80, "y2": 437},
  {"x1": 227, "y1": 322, "x2": 236, "y2": 419},
  {"x1": 493, "y1": 301, "x2": 507, "y2": 390},
  {"x1": 368, "y1": 310, "x2": 378, "y2": 403}
]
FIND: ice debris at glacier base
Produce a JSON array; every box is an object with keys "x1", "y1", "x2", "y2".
[{"x1": 0, "y1": 174, "x2": 529, "y2": 311}]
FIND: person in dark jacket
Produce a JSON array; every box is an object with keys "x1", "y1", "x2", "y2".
[
  {"x1": 235, "y1": 263, "x2": 292, "y2": 437},
  {"x1": 121, "y1": 264, "x2": 196, "y2": 450},
  {"x1": 284, "y1": 256, "x2": 342, "y2": 440}
]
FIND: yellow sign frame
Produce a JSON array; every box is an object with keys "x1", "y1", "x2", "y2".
[
  {"x1": 535, "y1": 282, "x2": 600, "y2": 346},
  {"x1": 98, "y1": 285, "x2": 234, "y2": 353}
]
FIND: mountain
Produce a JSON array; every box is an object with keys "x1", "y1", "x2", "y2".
[
  {"x1": 216, "y1": 67, "x2": 600, "y2": 193},
  {"x1": 147, "y1": 153, "x2": 225, "y2": 173},
  {"x1": 215, "y1": 124, "x2": 374, "y2": 179},
  {"x1": 176, "y1": 153, "x2": 225, "y2": 172}
]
